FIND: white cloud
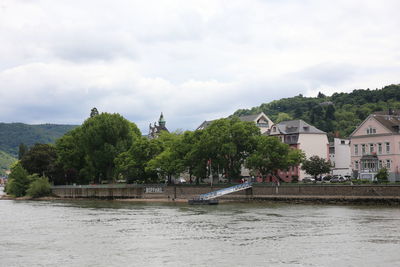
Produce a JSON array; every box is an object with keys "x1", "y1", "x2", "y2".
[{"x1": 0, "y1": 0, "x2": 399, "y2": 132}]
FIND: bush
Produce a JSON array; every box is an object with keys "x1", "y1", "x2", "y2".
[
  {"x1": 352, "y1": 179, "x2": 371, "y2": 184},
  {"x1": 5, "y1": 162, "x2": 30, "y2": 197},
  {"x1": 376, "y1": 168, "x2": 389, "y2": 183},
  {"x1": 26, "y1": 177, "x2": 52, "y2": 198}
]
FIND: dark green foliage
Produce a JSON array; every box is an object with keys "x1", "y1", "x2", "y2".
[
  {"x1": 26, "y1": 176, "x2": 52, "y2": 198},
  {"x1": 5, "y1": 162, "x2": 30, "y2": 197},
  {"x1": 56, "y1": 113, "x2": 141, "y2": 184},
  {"x1": 246, "y1": 136, "x2": 305, "y2": 181},
  {"x1": 376, "y1": 168, "x2": 389, "y2": 183},
  {"x1": 301, "y1": 156, "x2": 331, "y2": 178},
  {"x1": 80, "y1": 113, "x2": 141, "y2": 182},
  {"x1": 233, "y1": 84, "x2": 400, "y2": 137},
  {"x1": 20, "y1": 144, "x2": 59, "y2": 182},
  {"x1": 18, "y1": 143, "x2": 28, "y2": 160},
  {"x1": 115, "y1": 136, "x2": 163, "y2": 183},
  {"x1": 198, "y1": 118, "x2": 261, "y2": 181}
]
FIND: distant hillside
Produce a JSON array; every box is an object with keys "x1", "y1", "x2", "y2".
[
  {"x1": 233, "y1": 84, "x2": 400, "y2": 138},
  {"x1": 0, "y1": 150, "x2": 16, "y2": 176},
  {"x1": 0, "y1": 123, "x2": 77, "y2": 157}
]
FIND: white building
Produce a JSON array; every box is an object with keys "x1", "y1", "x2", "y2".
[{"x1": 329, "y1": 138, "x2": 351, "y2": 176}]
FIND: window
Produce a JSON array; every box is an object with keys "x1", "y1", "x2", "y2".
[
  {"x1": 369, "y1": 144, "x2": 374, "y2": 154},
  {"x1": 386, "y1": 160, "x2": 391, "y2": 169},
  {"x1": 272, "y1": 127, "x2": 276, "y2": 132},
  {"x1": 378, "y1": 143, "x2": 382, "y2": 154},
  {"x1": 386, "y1": 142, "x2": 390, "y2": 154},
  {"x1": 366, "y1": 127, "x2": 377, "y2": 134},
  {"x1": 341, "y1": 140, "x2": 345, "y2": 145},
  {"x1": 355, "y1": 161, "x2": 359, "y2": 170},
  {"x1": 379, "y1": 160, "x2": 382, "y2": 169},
  {"x1": 362, "y1": 144, "x2": 366, "y2": 155},
  {"x1": 354, "y1": 144, "x2": 358, "y2": 155}
]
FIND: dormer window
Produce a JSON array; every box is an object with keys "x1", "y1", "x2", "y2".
[
  {"x1": 366, "y1": 127, "x2": 376, "y2": 134},
  {"x1": 303, "y1": 126, "x2": 309, "y2": 131},
  {"x1": 272, "y1": 127, "x2": 276, "y2": 132},
  {"x1": 256, "y1": 118, "x2": 268, "y2": 128}
]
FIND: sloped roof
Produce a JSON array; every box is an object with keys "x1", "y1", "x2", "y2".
[
  {"x1": 273, "y1": 120, "x2": 326, "y2": 134},
  {"x1": 350, "y1": 110, "x2": 400, "y2": 137},
  {"x1": 196, "y1": 120, "x2": 215, "y2": 130},
  {"x1": 238, "y1": 114, "x2": 260, "y2": 122},
  {"x1": 196, "y1": 112, "x2": 270, "y2": 130},
  {"x1": 372, "y1": 112, "x2": 400, "y2": 134}
]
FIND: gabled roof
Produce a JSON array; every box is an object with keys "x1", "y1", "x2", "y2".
[
  {"x1": 196, "y1": 120, "x2": 215, "y2": 130},
  {"x1": 238, "y1": 112, "x2": 271, "y2": 124},
  {"x1": 196, "y1": 112, "x2": 272, "y2": 130},
  {"x1": 373, "y1": 113, "x2": 400, "y2": 133},
  {"x1": 350, "y1": 110, "x2": 400, "y2": 137},
  {"x1": 272, "y1": 120, "x2": 326, "y2": 135},
  {"x1": 239, "y1": 114, "x2": 260, "y2": 122}
]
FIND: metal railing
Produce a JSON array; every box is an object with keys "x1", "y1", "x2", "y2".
[{"x1": 198, "y1": 182, "x2": 253, "y2": 200}]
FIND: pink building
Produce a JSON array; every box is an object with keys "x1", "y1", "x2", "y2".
[{"x1": 349, "y1": 110, "x2": 400, "y2": 181}]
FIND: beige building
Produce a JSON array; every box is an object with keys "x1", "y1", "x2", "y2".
[{"x1": 269, "y1": 120, "x2": 329, "y2": 181}]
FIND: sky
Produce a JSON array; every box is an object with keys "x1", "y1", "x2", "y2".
[{"x1": 0, "y1": 0, "x2": 399, "y2": 133}]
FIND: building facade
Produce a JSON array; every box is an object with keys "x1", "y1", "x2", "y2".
[
  {"x1": 197, "y1": 112, "x2": 274, "y2": 134},
  {"x1": 329, "y1": 138, "x2": 351, "y2": 176},
  {"x1": 148, "y1": 113, "x2": 169, "y2": 139},
  {"x1": 349, "y1": 110, "x2": 400, "y2": 181},
  {"x1": 269, "y1": 120, "x2": 329, "y2": 181}
]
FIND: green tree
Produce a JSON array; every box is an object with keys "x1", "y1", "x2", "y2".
[
  {"x1": 245, "y1": 136, "x2": 305, "y2": 182},
  {"x1": 5, "y1": 162, "x2": 30, "y2": 197},
  {"x1": 275, "y1": 112, "x2": 293, "y2": 123},
  {"x1": 145, "y1": 132, "x2": 187, "y2": 184},
  {"x1": 201, "y1": 118, "x2": 260, "y2": 182},
  {"x1": 301, "y1": 155, "x2": 331, "y2": 178},
  {"x1": 55, "y1": 128, "x2": 87, "y2": 184},
  {"x1": 375, "y1": 168, "x2": 389, "y2": 183},
  {"x1": 20, "y1": 144, "x2": 59, "y2": 181},
  {"x1": 79, "y1": 113, "x2": 141, "y2": 183},
  {"x1": 115, "y1": 136, "x2": 163, "y2": 183}
]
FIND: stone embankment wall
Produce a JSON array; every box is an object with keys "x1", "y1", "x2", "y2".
[{"x1": 52, "y1": 184, "x2": 400, "y2": 203}]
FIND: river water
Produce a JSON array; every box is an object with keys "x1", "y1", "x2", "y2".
[{"x1": 1, "y1": 195, "x2": 400, "y2": 266}]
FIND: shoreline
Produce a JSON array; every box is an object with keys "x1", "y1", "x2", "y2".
[{"x1": 2, "y1": 194, "x2": 400, "y2": 205}]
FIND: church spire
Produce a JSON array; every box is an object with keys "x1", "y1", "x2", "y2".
[{"x1": 159, "y1": 112, "x2": 166, "y2": 127}]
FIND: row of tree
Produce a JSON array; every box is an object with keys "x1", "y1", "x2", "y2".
[{"x1": 16, "y1": 112, "x2": 311, "y2": 185}]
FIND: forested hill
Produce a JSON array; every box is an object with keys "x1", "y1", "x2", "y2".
[
  {"x1": 0, "y1": 123, "x2": 77, "y2": 156},
  {"x1": 233, "y1": 84, "x2": 400, "y2": 138}
]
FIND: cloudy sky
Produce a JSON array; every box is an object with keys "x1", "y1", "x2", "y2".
[{"x1": 0, "y1": 0, "x2": 399, "y2": 133}]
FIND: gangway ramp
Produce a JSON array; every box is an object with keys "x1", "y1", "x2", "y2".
[{"x1": 188, "y1": 182, "x2": 253, "y2": 204}]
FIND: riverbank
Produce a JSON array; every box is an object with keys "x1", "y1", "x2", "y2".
[
  {"x1": 4, "y1": 183, "x2": 400, "y2": 205},
  {"x1": 51, "y1": 183, "x2": 400, "y2": 200},
  {"x1": 3, "y1": 194, "x2": 400, "y2": 205}
]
